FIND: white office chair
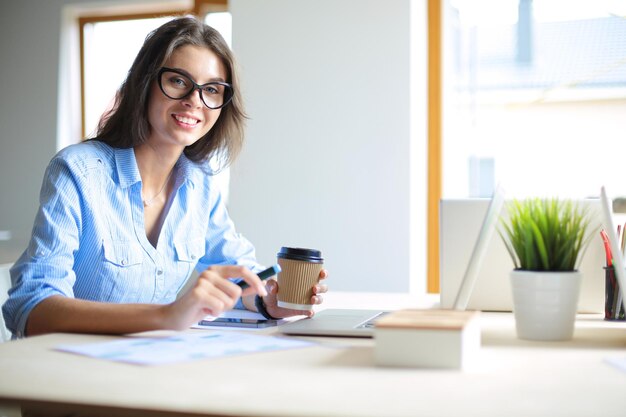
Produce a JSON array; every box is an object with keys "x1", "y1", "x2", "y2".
[{"x1": 0, "y1": 263, "x2": 13, "y2": 342}]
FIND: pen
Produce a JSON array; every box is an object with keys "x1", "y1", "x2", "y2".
[
  {"x1": 237, "y1": 264, "x2": 282, "y2": 290},
  {"x1": 600, "y1": 229, "x2": 613, "y2": 267},
  {"x1": 620, "y1": 223, "x2": 626, "y2": 319}
]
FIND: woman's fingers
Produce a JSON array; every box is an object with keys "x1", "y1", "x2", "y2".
[
  {"x1": 313, "y1": 283, "x2": 328, "y2": 294},
  {"x1": 166, "y1": 265, "x2": 270, "y2": 329},
  {"x1": 194, "y1": 266, "x2": 264, "y2": 316},
  {"x1": 205, "y1": 265, "x2": 268, "y2": 297},
  {"x1": 318, "y1": 269, "x2": 329, "y2": 281},
  {"x1": 194, "y1": 274, "x2": 237, "y2": 313},
  {"x1": 310, "y1": 294, "x2": 323, "y2": 305}
]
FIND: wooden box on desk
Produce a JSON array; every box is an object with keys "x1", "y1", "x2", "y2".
[{"x1": 374, "y1": 309, "x2": 481, "y2": 369}]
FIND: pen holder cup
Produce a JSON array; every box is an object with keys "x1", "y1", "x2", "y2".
[{"x1": 604, "y1": 266, "x2": 625, "y2": 321}]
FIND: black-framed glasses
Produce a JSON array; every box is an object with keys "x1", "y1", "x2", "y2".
[{"x1": 157, "y1": 67, "x2": 234, "y2": 110}]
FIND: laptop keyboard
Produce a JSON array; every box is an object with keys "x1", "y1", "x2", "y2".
[{"x1": 355, "y1": 312, "x2": 390, "y2": 329}]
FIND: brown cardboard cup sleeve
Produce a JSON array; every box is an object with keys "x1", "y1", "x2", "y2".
[{"x1": 276, "y1": 247, "x2": 323, "y2": 311}]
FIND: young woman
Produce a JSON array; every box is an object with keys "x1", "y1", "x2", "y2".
[{"x1": 2, "y1": 16, "x2": 327, "y2": 338}]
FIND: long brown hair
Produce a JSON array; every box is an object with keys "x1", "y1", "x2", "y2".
[{"x1": 96, "y1": 16, "x2": 246, "y2": 171}]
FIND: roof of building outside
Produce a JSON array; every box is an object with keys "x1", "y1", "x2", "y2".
[{"x1": 454, "y1": 16, "x2": 626, "y2": 91}]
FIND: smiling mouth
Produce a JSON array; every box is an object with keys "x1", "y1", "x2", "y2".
[{"x1": 173, "y1": 114, "x2": 201, "y2": 125}]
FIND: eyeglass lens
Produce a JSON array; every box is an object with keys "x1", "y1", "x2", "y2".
[{"x1": 159, "y1": 70, "x2": 232, "y2": 109}]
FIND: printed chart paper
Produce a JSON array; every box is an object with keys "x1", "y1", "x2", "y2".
[{"x1": 56, "y1": 332, "x2": 313, "y2": 365}]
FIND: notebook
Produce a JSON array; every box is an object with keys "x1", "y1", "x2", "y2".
[{"x1": 279, "y1": 186, "x2": 505, "y2": 338}]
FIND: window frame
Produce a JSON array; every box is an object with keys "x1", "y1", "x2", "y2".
[{"x1": 428, "y1": 0, "x2": 443, "y2": 293}]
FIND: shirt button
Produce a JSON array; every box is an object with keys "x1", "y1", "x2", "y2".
[
  {"x1": 191, "y1": 255, "x2": 197, "y2": 260},
  {"x1": 157, "y1": 269, "x2": 163, "y2": 275},
  {"x1": 121, "y1": 259, "x2": 126, "y2": 265}
]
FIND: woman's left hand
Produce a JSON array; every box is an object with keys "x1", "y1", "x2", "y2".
[{"x1": 263, "y1": 269, "x2": 329, "y2": 318}]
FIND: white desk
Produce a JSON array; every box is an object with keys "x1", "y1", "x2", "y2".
[{"x1": 1, "y1": 292, "x2": 626, "y2": 417}]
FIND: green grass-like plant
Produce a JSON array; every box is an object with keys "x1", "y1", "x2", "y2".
[{"x1": 499, "y1": 198, "x2": 595, "y2": 271}]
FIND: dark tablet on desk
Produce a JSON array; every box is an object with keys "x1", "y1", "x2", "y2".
[{"x1": 198, "y1": 318, "x2": 280, "y2": 328}]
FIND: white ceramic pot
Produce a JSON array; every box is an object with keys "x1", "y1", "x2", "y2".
[{"x1": 509, "y1": 270, "x2": 582, "y2": 341}]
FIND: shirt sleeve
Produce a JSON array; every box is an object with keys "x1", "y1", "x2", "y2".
[
  {"x1": 195, "y1": 187, "x2": 262, "y2": 272},
  {"x1": 2, "y1": 156, "x2": 83, "y2": 337},
  {"x1": 194, "y1": 187, "x2": 264, "y2": 311}
]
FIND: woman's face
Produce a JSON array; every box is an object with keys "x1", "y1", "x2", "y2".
[{"x1": 147, "y1": 44, "x2": 228, "y2": 151}]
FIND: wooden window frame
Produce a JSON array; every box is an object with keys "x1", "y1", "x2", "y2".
[
  {"x1": 194, "y1": 0, "x2": 227, "y2": 16},
  {"x1": 427, "y1": 0, "x2": 442, "y2": 293}
]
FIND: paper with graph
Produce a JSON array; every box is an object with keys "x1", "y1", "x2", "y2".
[{"x1": 56, "y1": 331, "x2": 313, "y2": 365}]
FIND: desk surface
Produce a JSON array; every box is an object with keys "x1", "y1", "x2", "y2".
[{"x1": 1, "y1": 292, "x2": 626, "y2": 417}]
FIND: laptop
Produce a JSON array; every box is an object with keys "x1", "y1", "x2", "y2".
[{"x1": 279, "y1": 186, "x2": 506, "y2": 338}]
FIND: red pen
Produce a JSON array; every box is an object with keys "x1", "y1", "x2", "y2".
[{"x1": 600, "y1": 229, "x2": 613, "y2": 267}]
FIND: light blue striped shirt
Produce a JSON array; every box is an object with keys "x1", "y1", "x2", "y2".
[{"x1": 2, "y1": 141, "x2": 261, "y2": 337}]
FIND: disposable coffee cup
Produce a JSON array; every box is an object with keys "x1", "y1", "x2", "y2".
[{"x1": 276, "y1": 247, "x2": 323, "y2": 310}]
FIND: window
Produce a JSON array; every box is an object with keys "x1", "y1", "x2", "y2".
[
  {"x1": 82, "y1": 16, "x2": 175, "y2": 138},
  {"x1": 442, "y1": 0, "x2": 626, "y2": 199}
]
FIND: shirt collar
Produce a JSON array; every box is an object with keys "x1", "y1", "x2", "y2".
[
  {"x1": 176, "y1": 152, "x2": 198, "y2": 190},
  {"x1": 114, "y1": 147, "x2": 142, "y2": 189},
  {"x1": 113, "y1": 147, "x2": 199, "y2": 190}
]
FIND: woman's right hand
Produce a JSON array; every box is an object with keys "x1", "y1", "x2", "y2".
[{"x1": 162, "y1": 265, "x2": 267, "y2": 330}]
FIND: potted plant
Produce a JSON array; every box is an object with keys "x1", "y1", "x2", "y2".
[{"x1": 499, "y1": 198, "x2": 596, "y2": 341}]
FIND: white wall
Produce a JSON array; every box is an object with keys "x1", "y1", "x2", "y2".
[
  {"x1": 229, "y1": 0, "x2": 427, "y2": 292},
  {"x1": 0, "y1": 1, "x2": 63, "y2": 259}
]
